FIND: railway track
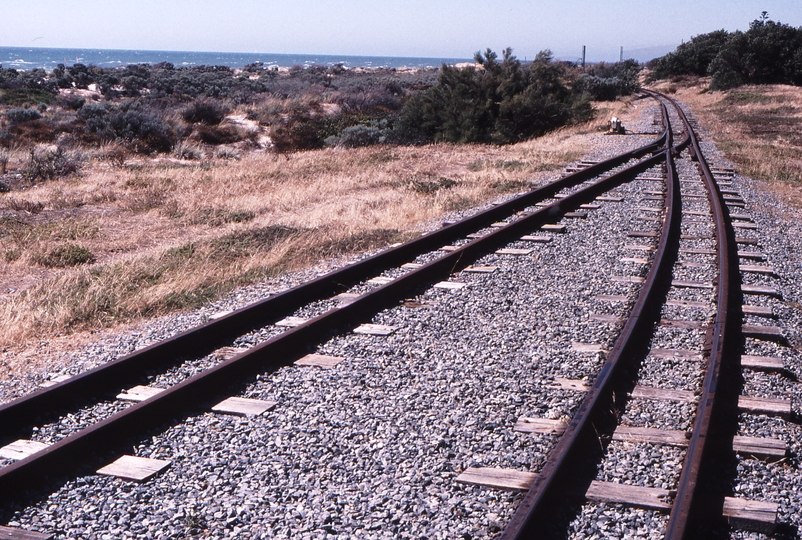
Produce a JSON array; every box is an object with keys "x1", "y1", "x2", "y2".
[{"x1": 0, "y1": 93, "x2": 796, "y2": 538}]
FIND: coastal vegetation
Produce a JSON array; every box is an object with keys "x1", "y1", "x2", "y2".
[
  {"x1": 648, "y1": 13, "x2": 802, "y2": 90},
  {"x1": 0, "y1": 48, "x2": 642, "y2": 357}
]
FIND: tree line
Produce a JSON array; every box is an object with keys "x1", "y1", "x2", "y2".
[{"x1": 649, "y1": 13, "x2": 802, "y2": 90}]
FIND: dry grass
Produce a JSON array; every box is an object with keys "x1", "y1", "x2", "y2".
[
  {"x1": 0, "y1": 98, "x2": 643, "y2": 358},
  {"x1": 651, "y1": 78, "x2": 802, "y2": 206}
]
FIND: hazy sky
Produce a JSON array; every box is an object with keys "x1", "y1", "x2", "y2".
[{"x1": 2, "y1": 0, "x2": 801, "y2": 62}]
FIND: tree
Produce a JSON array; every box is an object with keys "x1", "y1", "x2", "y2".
[{"x1": 399, "y1": 48, "x2": 593, "y2": 145}]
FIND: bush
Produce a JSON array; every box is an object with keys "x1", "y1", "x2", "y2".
[
  {"x1": 21, "y1": 146, "x2": 80, "y2": 182},
  {"x1": 330, "y1": 125, "x2": 386, "y2": 148},
  {"x1": 78, "y1": 101, "x2": 176, "y2": 153},
  {"x1": 173, "y1": 141, "x2": 204, "y2": 160},
  {"x1": 399, "y1": 48, "x2": 593, "y2": 145},
  {"x1": 181, "y1": 99, "x2": 228, "y2": 125},
  {"x1": 649, "y1": 13, "x2": 802, "y2": 90},
  {"x1": 709, "y1": 16, "x2": 802, "y2": 89},
  {"x1": 5, "y1": 108, "x2": 42, "y2": 124},
  {"x1": 192, "y1": 124, "x2": 244, "y2": 145},
  {"x1": 59, "y1": 94, "x2": 86, "y2": 111},
  {"x1": 648, "y1": 30, "x2": 731, "y2": 80},
  {"x1": 577, "y1": 60, "x2": 641, "y2": 101}
]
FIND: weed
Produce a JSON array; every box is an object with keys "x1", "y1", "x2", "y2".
[
  {"x1": 35, "y1": 244, "x2": 95, "y2": 267},
  {"x1": 123, "y1": 186, "x2": 168, "y2": 213},
  {"x1": 4, "y1": 198, "x2": 45, "y2": 214},
  {"x1": 173, "y1": 142, "x2": 204, "y2": 161},
  {"x1": 495, "y1": 160, "x2": 526, "y2": 170},
  {"x1": 0, "y1": 89, "x2": 57, "y2": 107},
  {"x1": 188, "y1": 207, "x2": 256, "y2": 226},
  {"x1": 3, "y1": 249, "x2": 20, "y2": 262},
  {"x1": 491, "y1": 179, "x2": 530, "y2": 193},
  {"x1": 21, "y1": 146, "x2": 80, "y2": 183},
  {"x1": 210, "y1": 225, "x2": 301, "y2": 260},
  {"x1": 213, "y1": 146, "x2": 240, "y2": 160},
  {"x1": 723, "y1": 91, "x2": 775, "y2": 105},
  {"x1": 0, "y1": 149, "x2": 9, "y2": 174},
  {"x1": 406, "y1": 176, "x2": 457, "y2": 194}
]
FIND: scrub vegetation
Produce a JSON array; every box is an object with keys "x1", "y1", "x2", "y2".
[
  {"x1": 0, "y1": 47, "x2": 643, "y2": 351},
  {"x1": 648, "y1": 13, "x2": 802, "y2": 90}
]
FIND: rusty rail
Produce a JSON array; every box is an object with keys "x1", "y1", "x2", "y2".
[
  {"x1": 501, "y1": 100, "x2": 679, "y2": 539},
  {"x1": 661, "y1": 93, "x2": 741, "y2": 540},
  {"x1": 0, "y1": 130, "x2": 666, "y2": 439},
  {"x1": 0, "y1": 129, "x2": 669, "y2": 509}
]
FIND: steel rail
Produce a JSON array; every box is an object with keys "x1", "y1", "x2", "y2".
[
  {"x1": 0, "y1": 130, "x2": 667, "y2": 439},
  {"x1": 0, "y1": 140, "x2": 669, "y2": 509},
  {"x1": 661, "y1": 93, "x2": 740, "y2": 540},
  {"x1": 501, "y1": 100, "x2": 682, "y2": 539}
]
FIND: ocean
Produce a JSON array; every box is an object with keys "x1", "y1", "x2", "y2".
[{"x1": 0, "y1": 46, "x2": 471, "y2": 71}]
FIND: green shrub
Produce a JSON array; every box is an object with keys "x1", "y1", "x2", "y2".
[
  {"x1": 648, "y1": 30, "x2": 731, "y2": 80},
  {"x1": 576, "y1": 60, "x2": 642, "y2": 101},
  {"x1": 78, "y1": 101, "x2": 176, "y2": 153},
  {"x1": 709, "y1": 16, "x2": 802, "y2": 90},
  {"x1": 181, "y1": 99, "x2": 228, "y2": 125},
  {"x1": 330, "y1": 125, "x2": 386, "y2": 148},
  {"x1": 398, "y1": 48, "x2": 593, "y2": 145},
  {"x1": 6, "y1": 108, "x2": 42, "y2": 124},
  {"x1": 649, "y1": 13, "x2": 802, "y2": 90}
]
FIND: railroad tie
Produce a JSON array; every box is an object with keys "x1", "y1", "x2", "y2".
[
  {"x1": 610, "y1": 426, "x2": 787, "y2": 459},
  {"x1": 353, "y1": 324, "x2": 396, "y2": 336},
  {"x1": 742, "y1": 284, "x2": 781, "y2": 297},
  {"x1": 96, "y1": 455, "x2": 171, "y2": 482},
  {"x1": 582, "y1": 483, "x2": 779, "y2": 534},
  {"x1": 742, "y1": 305, "x2": 774, "y2": 317},
  {"x1": 275, "y1": 315, "x2": 308, "y2": 327},
  {"x1": 738, "y1": 395, "x2": 792, "y2": 419},
  {"x1": 519, "y1": 234, "x2": 552, "y2": 243},
  {"x1": 294, "y1": 353, "x2": 345, "y2": 368},
  {"x1": 741, "y1": 355, "x2": 784, "y2": 372},
  {"x1": 740, "y1": 265, "x2": 776, "y2": 276},
  {"x1": 743, "y1": 324, "x2": 786, "y2": 343},
  {"x1": 211, "y1": 397, "x2": 277, "y2": 417},
  {"x1": 463, "y1": 265, "x2": 498, "y2": 274},
  {"x1": 117, "y1": 385, "x2": 164, "y2": 402},
  {"x1": 433, "y1": 281, "x2": 467, "y2": 290},
  {"x1": 0, "y1": 439, "x2": 49, "y2": 461},
  {"x1": 366, "y1": 276, "x2": 394, "y2": 286},
  {"x1": 513, "y1": 417, "x2": 567, "y2": 435},
  {"x1": 590, "y1": 313, "x2": 622, "y2": 324},
  {"x1": 495, "y1": 248, "x2": 533, "y2": 256},
  {"x1": 0, "y1": 525, "x2": 54, "y2": 539}
]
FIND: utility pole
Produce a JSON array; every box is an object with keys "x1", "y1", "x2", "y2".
[
  {"x1": 620, "y1": 46, "x2": 624, "y2": 63},
  {"x1": 582, "y1": 45, "x2": 586, "y2": 69}
]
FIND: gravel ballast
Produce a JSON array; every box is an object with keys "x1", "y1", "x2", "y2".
[{"x1": 1, "y1": 96, "x2": 801, "y2": 539}]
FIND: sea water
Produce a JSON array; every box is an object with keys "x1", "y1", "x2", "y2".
[{"x1": 0, "y1": 46, "x2": 470, "y2": 71}]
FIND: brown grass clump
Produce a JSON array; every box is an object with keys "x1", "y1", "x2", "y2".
[
  {"x1": 0, "y1": 97, "x2": 645, "y2": 353},
  {"x1": 653, "y1": 79, "x2": 802, "y2": 206}
]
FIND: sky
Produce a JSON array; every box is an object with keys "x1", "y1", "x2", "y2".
[{"x1": 2, "y1": 0, "x2": 802, "y2": 62}]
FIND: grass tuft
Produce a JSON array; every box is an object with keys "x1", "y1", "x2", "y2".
[{"x1": 35, "y1": 244, "x2": 95, "y2": 267}]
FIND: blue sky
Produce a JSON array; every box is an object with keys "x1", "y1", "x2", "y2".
[{"x1": 2, "y1": 0, "x2": 801, "y2": 62}]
